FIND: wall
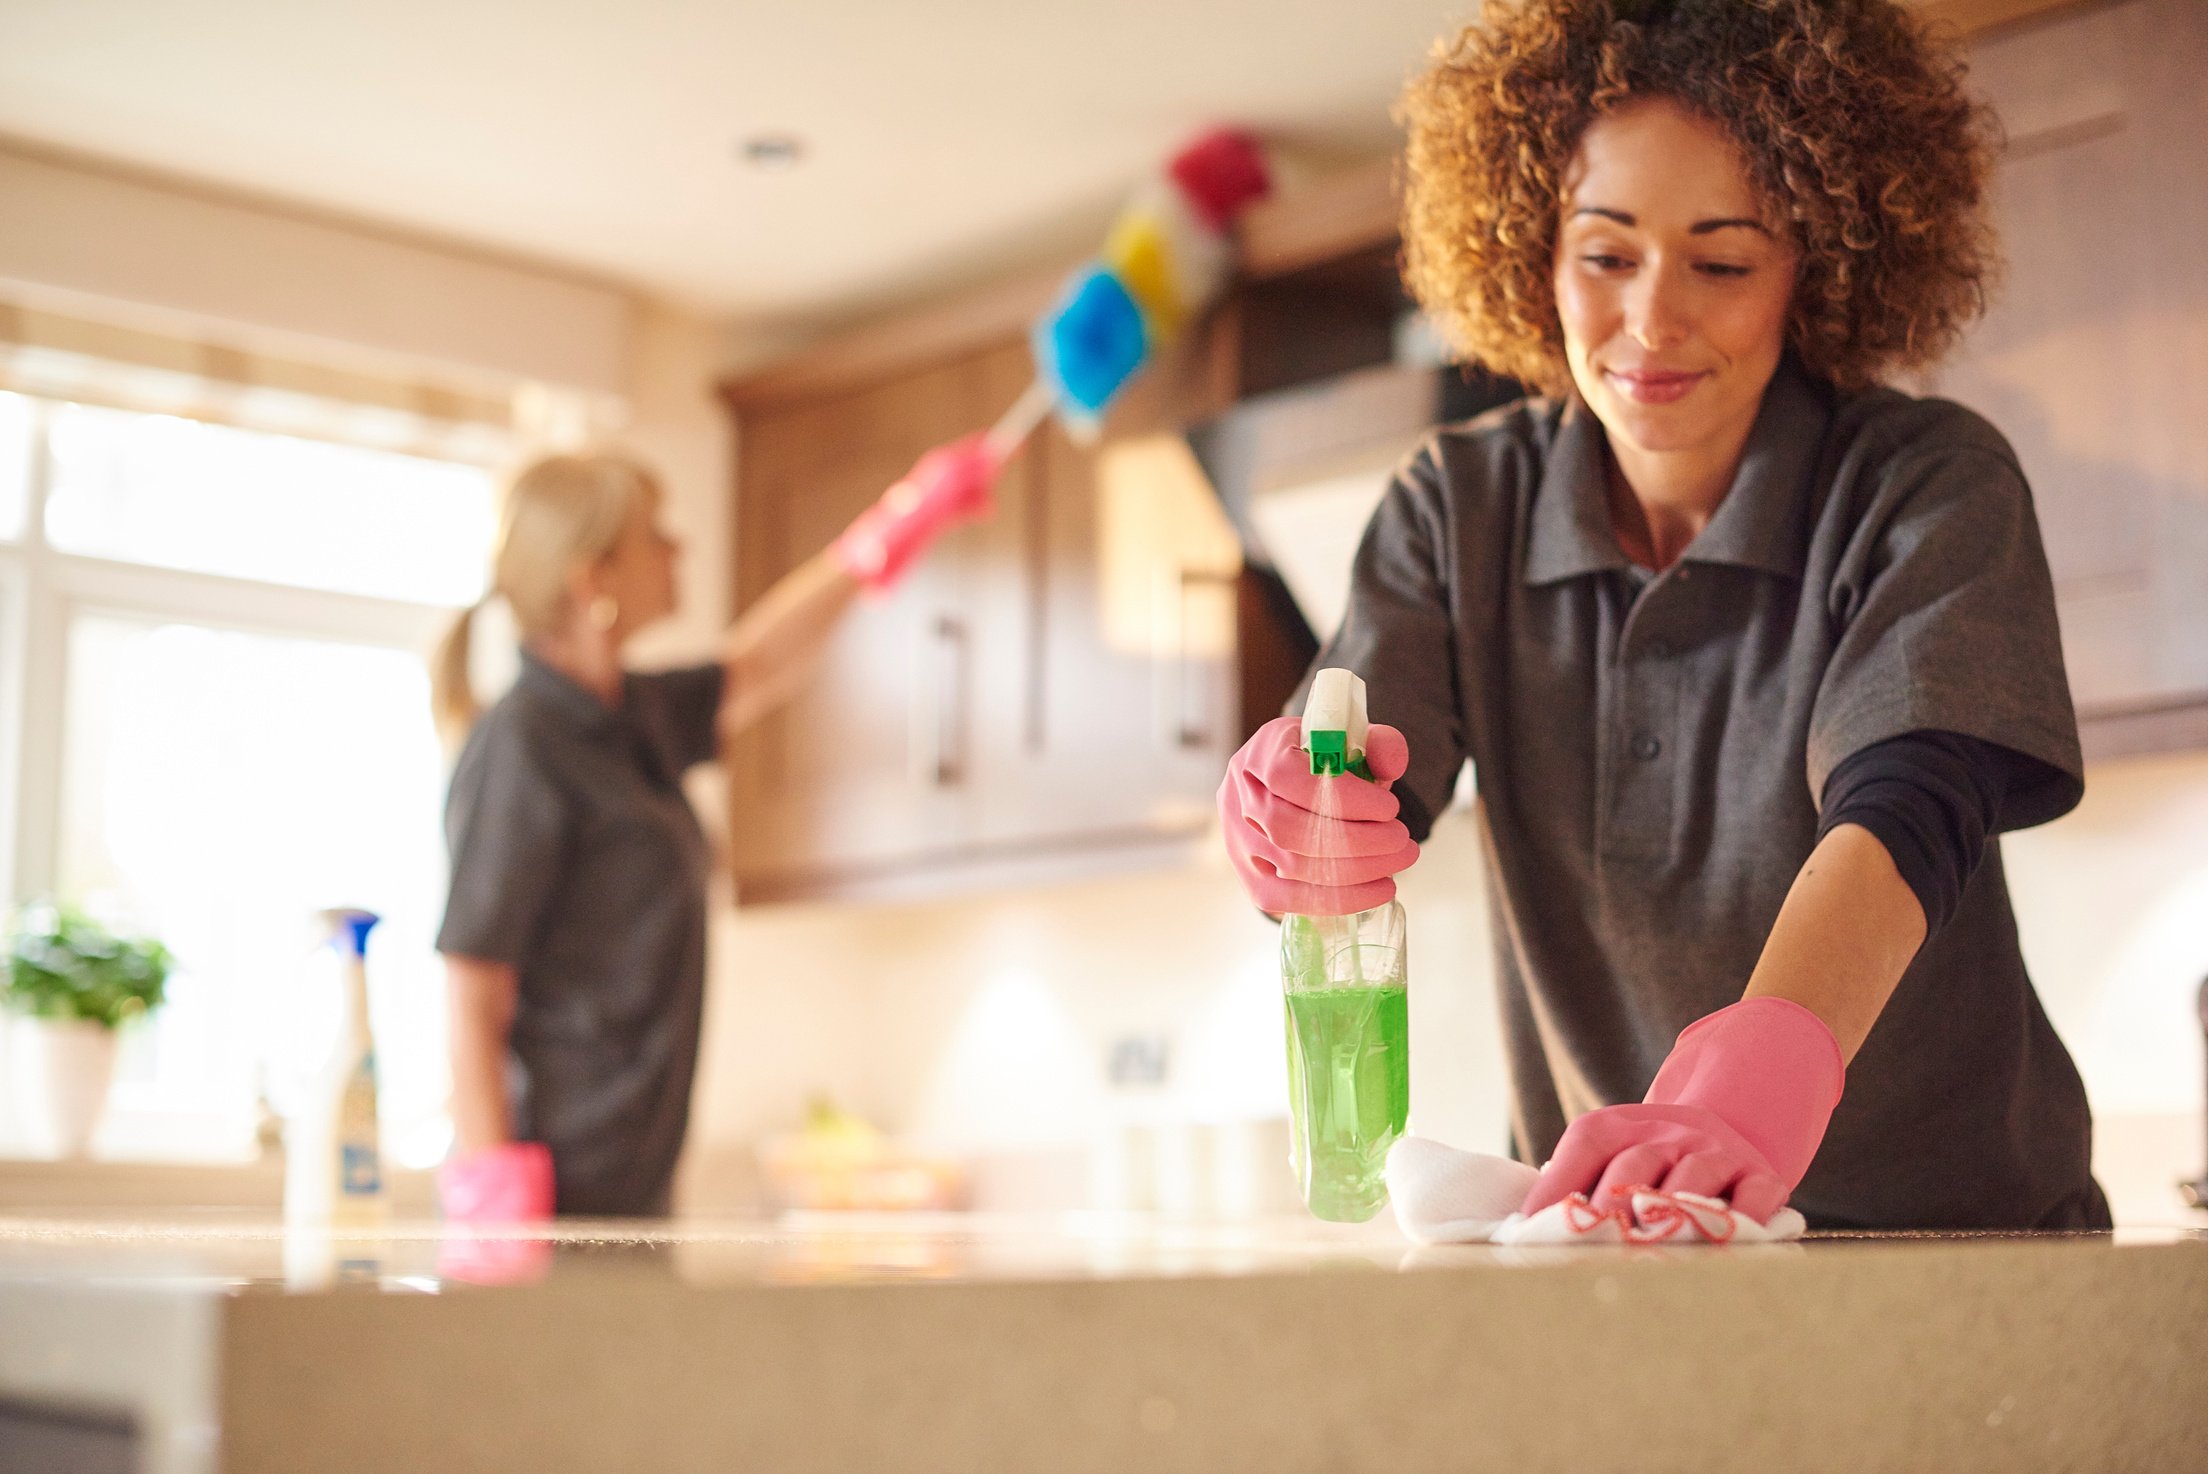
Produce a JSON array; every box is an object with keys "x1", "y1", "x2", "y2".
[
  {"x1": 2005, "y1": 751, "x2": 2208, "y2": 1225},
  {"x1": 0, "y1": 143, "x2": 631, "y2": 398},
  {"x1": 677, "y1": 806, "x2": 1513, "y2": 1217},
  {"x1": 682, "y1": 756, "x2": 2208, "y2": 1227},
  {"x1": 0, "y1": 144, "x2": 732, "y2": 667},
  {"x1": 619, "y1": 300, "x2": 736, "y2": 657}
]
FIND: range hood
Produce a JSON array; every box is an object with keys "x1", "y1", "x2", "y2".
[{"x1": 1186, "y1": 362, "x2": 1519, "y2": 645}]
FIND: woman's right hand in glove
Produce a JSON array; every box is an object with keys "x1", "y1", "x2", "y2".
[{"x1": 1217, "y1": 714, "x2": 1420, "y2": 916}]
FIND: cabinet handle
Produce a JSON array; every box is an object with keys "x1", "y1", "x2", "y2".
[
  {"x1": 926, "y1": 615, "x2": 969, "y2": 786},
  {"x1": 1169, "y1": 570, "x2": 1235, "y2": 750}
]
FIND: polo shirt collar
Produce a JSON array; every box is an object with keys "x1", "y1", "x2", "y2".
[
  {"x1": 1524, "y1": 393, "x2": 1627, "y2": 585},
  {"x1": 1685, "y1": 354, "x2": 1828, "y2": 581},
  {"x1": 1523, "y1": 353, "x2": 1831, "y2": 586},
  {"x1": 517, "y1": 647, "x2": 623, "y2": 735}
]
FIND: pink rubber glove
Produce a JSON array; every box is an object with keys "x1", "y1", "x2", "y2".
[
  {"x1": 1216, "y1": 714, "x2": 1420, "y2": 916},
  {"x1": 438, "y1": 1141, "x2": 555, "y2": 1222},
  {"x1": 436, "y1": 1233, "x2": 554, "y2": 1288},
  {"x1": 1522, "y1": 997, "x2": 1845, "y2": 1224},
  {"x1": 830, "y1": 432, "x2": 1004, "y2": 590}
]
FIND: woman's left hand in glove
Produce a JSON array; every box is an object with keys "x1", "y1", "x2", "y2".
[{"x1": 1521, "y1": 997, "x2": 1845, "y2": 1223}]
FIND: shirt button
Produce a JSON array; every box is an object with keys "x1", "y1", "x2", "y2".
[{"x1": 1630, "y1": 733, "x2": 1663, "y2": 761}]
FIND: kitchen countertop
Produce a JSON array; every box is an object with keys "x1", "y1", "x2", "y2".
[{"x1": 2, "y1": 1209, "x2": 2204, "y2": 1474}]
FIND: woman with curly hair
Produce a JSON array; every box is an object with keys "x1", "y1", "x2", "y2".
[{"x1": 1218, "y1": 0, "x2": 2109, "y2": 1230}]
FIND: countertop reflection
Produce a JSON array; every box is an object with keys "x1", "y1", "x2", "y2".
[{"x1": 2, "y1": 1207, "x2": 2199, "y2": 1296}]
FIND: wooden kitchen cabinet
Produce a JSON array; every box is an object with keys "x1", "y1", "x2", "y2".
[
  {"x1": 1929, "y1": 0, "x2": 2208, "y2": 756},
  {"x1": 722, "y1": 328, "x2": 1240, "y2": 903},
  {"x1": 724, "y1": 344, "x2": 1018, "y2": 892},
  {"x1": 968, "y1": 408, "x2": 1241, "y2": 854}
]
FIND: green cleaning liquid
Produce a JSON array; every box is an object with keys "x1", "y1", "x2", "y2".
[{"x1": 1283, "y1": 983, "x2": 1410, "y2": 1222}]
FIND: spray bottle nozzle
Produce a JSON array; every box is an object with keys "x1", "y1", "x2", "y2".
[
  {"x1": 1301, "y1": 669, "x2": 1374, "y2": 780},
  {"x1": 1306, "y1": 730, "x2": 1348, "y2": 776},
  {"x1": 316, "y1": 908, "x2": 381, "y2": 960}
]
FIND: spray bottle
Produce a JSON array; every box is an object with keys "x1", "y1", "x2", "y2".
[
  {"x1": 1280, "y1": 669, "x2": 1410, "y2": 1222},
  {"x1": 284, "y1": 908, "x2": 387, "y2": 1230}
]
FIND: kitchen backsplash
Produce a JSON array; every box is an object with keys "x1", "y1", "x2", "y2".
[{"x1": 679, "y1": 750, "x2": 2208, "y2": 1227}]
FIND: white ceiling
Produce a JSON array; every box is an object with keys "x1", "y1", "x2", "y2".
[{"x1": 0, "y1": 0, "x2": 1488, "y2": 328}]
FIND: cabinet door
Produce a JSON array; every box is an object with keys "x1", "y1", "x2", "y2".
[
  {"x1": 729, "y1": 348, "x2": 1024, "y2": 890},
  {"x1": 971, "y1": 337, "x2": 1243, "y2": 851},
  {"x1": 1930, "y1": 0, "x2": 2208, "y2": 715}
]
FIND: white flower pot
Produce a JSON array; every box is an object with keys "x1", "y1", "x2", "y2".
[{"x1": 9, "y1": 1017, "x2": 119, "y2": 1158}]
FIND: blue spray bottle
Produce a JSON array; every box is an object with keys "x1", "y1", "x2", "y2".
[{"x1": 284, "y1": 908, "x2": 386, "y2": 1228}]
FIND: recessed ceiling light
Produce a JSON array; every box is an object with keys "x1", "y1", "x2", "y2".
[{"x1": 739, "y1": 134, "x2": 806, "y2": 170}]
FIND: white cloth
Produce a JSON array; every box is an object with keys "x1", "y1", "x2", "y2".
[{"x1": 1384, "y1": 1135, "x2": 1806, "y2": 1246}]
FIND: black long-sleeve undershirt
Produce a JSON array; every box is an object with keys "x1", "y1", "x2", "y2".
[{"x1": 1815, "y1": 731, "x2": 2048, "y2": 938}]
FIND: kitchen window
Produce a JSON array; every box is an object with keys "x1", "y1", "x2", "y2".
[
  {"x1": 44, "y1": 402, "x2": 492, "y2": 604},
  {"x1": 0, "y1": 389, "x2": 497, "y2": 1166}
]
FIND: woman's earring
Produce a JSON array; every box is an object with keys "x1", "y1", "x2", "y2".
[{"x1": 590, "y1": 594, "x2": 620, "y2": 632}]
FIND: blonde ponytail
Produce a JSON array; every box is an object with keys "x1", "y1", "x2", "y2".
[
  {"x1": 433, "y1": 451, "x2": 656, "y2": 745},
  {"x1": 432, "y1": 601, "x2": 483, "y2": 748}
]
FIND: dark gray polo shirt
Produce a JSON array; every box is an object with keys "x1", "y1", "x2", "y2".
[
  {"x1": 437, "y1": 651, "x2": 722, "y2": 1217},
  {"x1": 1318, "y1": 353, "x2": 2101, "y2": 1230}
]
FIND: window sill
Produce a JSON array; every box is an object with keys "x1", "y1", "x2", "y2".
[{"x1": 0, "y1": 1156, "x2": 435, "y2": 1215}]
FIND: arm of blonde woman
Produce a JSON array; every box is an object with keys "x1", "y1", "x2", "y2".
[
  {"x1": 446, "y1": 953, "x2": 518, "y2": 1151},
  {"x1": 716, "y1": 549, "x2": 863, "y2": 738},
  {"x1": 440, "y1": 953, "x2": 553, "y2": 1220},
  {"x1": 717, "y1": 431, "x2": 1004, "y2": 738}
]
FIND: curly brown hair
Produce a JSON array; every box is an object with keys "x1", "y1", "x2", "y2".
[{"x1": 1398, "y1": 0, "x2": 2001, "y2": 394}]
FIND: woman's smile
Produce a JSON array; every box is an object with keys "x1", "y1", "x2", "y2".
[{"x1": 1604, "y1": 366, "x2": 1709, "y2": 405}]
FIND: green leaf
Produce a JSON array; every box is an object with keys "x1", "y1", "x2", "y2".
[{"x1": 0, "y1": 901, "x2": 173, "y2": 1029}]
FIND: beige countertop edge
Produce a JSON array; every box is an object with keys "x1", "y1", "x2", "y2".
[
  {"x1": 218, "y1": 1235, "x2": 2208, "y2": 1474},
  {"x1": 3, "y1": 1228, "x2": 2205, "y2": 1474}
]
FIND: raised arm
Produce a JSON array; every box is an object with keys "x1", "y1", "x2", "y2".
[
  {"x1": 717, "y1": 432, "x2": 1003, "y2": 739},
  {"x1": 716, "y1": 549, "x2": 863, "y2": 738}
]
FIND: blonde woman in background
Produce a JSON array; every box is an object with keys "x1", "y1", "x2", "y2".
[{"x1": 432, "y1": 433, "x2": 1000, "y2": 1219}]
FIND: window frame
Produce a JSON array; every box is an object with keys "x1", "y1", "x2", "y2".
[
  {"x1": 0, "y1": 392, "x2": 475, "y2": 1161},
  {"x1": 6, "y1": 396, "x2": 458, "y2": 895}
]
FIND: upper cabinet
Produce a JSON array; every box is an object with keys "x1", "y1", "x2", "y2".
[
  {"x1": 1929, "y1": 0, "x2": 2208, "y2": 756},
  {"x1": 722, "y1": 325, "x2": 1245, "y2": 903},
  {"x1": 725, "y1": 344, "x2": 1021, "y2": 892}
]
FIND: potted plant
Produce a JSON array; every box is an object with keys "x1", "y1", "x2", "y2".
[{"x1": 2, "y1": 902, "x2": 172, "y2": 1158}]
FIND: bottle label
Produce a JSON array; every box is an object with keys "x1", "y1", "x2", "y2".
[{"x1": 341, "y1": 1143, "x2": 382, "y2": 1196}]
